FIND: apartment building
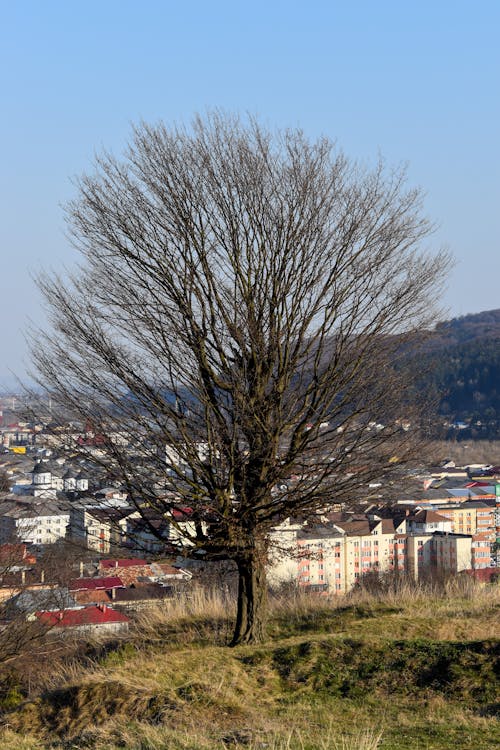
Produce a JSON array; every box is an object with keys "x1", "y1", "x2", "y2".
[
  {"x1": 268, "y1": 513, "x2": 483, "y2": 593},
  {"x1": 432, "y1": 532, "x2": 473, "y2": 574},
  {"x1": 435, "y1": 501, "x2": 495, "y2": 537},
  {"x1": 471, "y1": 531, "x2": 493, "y2": 569},
  {"x1": 276, "y1": 517, "x2": 398, "y2": 594},
  {"x1": 0, "y1": 499, "x2": 69, "y2": 545},
  {"x1": 69, "y1": 504, "x2": 131, "y2": 553}
]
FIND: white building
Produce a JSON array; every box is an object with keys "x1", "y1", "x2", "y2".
[{"x1": 0, "y1": 498, "x2": 69, "y2": 545}]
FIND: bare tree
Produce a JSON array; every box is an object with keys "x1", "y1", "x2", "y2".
[
  {"x1": 30, "y1": 113, "x2": 450, "y2": 644},
  {"x1": 0, "y1": 542, "x2": 52, "y2": 668},
  {"x1": 0, "y1": 470, "x2": 10, "y2": 495}
]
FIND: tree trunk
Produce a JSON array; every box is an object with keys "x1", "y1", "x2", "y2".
[{"x1": 230, "y1": 547, "x2": 267, "y2": 646}]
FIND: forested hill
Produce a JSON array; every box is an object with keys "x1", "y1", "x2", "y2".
[
  {"x1": 420, "y1": 309, "x2": 500, "y2": 439},
  {"x1": 433, "y1": 308, "x2": 500, "y2": 345}
]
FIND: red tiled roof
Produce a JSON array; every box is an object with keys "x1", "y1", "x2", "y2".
[
  {"x1": 76, "y1": 433, "x2": 106, "y2": 446},
  {"x1": 74, "y1": 590, "x2": 111, "y2": 604},
  {"x1": 150, "y1": 562, "x2": 184, "y2": 576},
  {"x1": 36, "y1": 605, "x2": 129, "y2": 627},
  {"x1": 101, "y1": 565, "x2": 153, "y2": 586},
  {"x1": 69, "y1": 577, "x2": 124, "y2": 591},
  {"x1": 172, "y1": 507, "x2": 193, "y2": 520},
  {"x1": 100, "y1": 558, "x2": 147, "y2": 569}
]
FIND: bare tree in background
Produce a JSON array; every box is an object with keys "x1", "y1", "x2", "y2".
[
  {"x1": 0, "y1": 470, "x2": 10, "y2": 494},
  {"x1": 0, "y1": 543, "x2": 51, "y2": 669},
  {"x1": 30, "y1": 113, "x2": 450, "y2": 644}
]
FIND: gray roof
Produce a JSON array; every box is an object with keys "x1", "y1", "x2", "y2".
[
  {"x1": 32, "y1": 462, "x2": 50, "y2": 475},
  {"x1": 7, "y1": 587, "x2": 80, "y2": 614},
  {"x1": 3, "y1": 499, "x2": 70, "y2": 519}
]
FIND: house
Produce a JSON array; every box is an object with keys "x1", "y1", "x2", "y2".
[
  {"x1": 100, "y1": 557, "x2": 148, "y2": 571},
  {"x1": 31, "y1": 460, "x2": 64, "y2": 497},
  {"x1": 268, "y1": 505, "x2": 483, "y2": 591},
  {"x1": 62, "y1": 468, "x2": 89, "y2": 493},
  {"x1": 1, "y1": 423, "x2": 36, "y2": 449},
  {"x1": 106, "y1": 583, "x2": 174, "y2": 611},
  {"x1": 149, "y1": 561, "x2": 192, "y2": 582},
  {"x1": 69, "y1": 576, "x2": 125, "y2": 605},
  {"x1": 404, "y1": 534, "x2": 434, "y2": 579},
  {"x1": 98, "y1": 558, "x2": 151, "y2": 586},
  {"x1": 436, "y1": 501, "x2": 495, "y2": 537},
  {"x1": 98, "y1": 558, "x2": 191, "y2": 587},
  {"x1": 268, "y1": 517, "x2": 304, "y2": 586},
  {"x1": 35, "y1": 604, "x2": 130, "y2": 635},
  {"x1": 471, "y1": 532, "x2": 493, "y2": 569},
  {"x1": 268, "y1": 515, "x2": 399, "y2": 594}
]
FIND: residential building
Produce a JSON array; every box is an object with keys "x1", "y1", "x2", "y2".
[
  {"x1": 0, "y1": 498, "x2": 69, "y2": 546},
  {"x1": 35, "y1": 604, "x2": 130, "y2": 635},
  {"x1": 69, "y1": 503, "x2": 131, "y2": 553}
]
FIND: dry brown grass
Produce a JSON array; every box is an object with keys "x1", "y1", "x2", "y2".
[
  {"x1": 1, "y1": 722, "x2": 384, "y2": 750},
  {"x1": 0, "y1": 731, "x2": 44, "y2": 750},
  {"x1": 330, "y1": 727, "x2": 383, "y2": 750},
  {"x1": 1, "y1": 579, "x2": 499, "y2": 749},
  {"x1": 125, "y1": 576, "x2": 500, "y2": 647},
  {"x1": 6, "y1": 576, "x2": 500, "y2": 698}
]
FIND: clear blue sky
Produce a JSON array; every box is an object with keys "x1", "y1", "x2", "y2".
[{"x1": 1, "y1": 0, "x2": 499, "y2": 386}]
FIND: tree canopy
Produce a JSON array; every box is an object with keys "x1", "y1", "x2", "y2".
[{"x1": 31, "y1": 113, "x2": 450, "y2": 643}]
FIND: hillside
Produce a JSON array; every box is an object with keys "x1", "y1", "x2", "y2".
[
  {"x1": 434, "y1": 309, "x2": 500, "y2": 345},
  {"x1": 0, "y1": 582, "x2": 498, "y2": 749},
  {"x1": 412, "y1": 309, "x2": 500, "y2": 439}
]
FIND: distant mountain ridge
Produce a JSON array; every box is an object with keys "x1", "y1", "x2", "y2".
[
  {"x1": 420, "y1": 308, "x2": 500, "y2": 438},
  {"x1": 434, "y1": 308, "x2": 500, "y2": 344}
]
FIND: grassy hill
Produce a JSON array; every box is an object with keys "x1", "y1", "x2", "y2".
[{"x1": 0, "y1": 581, "x2": 499, "y2": 750}]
